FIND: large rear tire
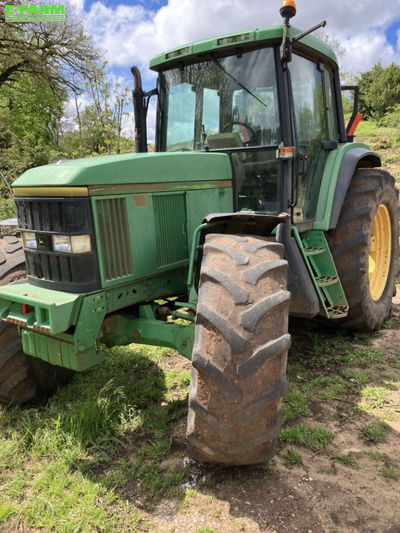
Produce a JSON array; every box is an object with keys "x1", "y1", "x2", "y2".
[
  {"x1": 0, "y1": 235, "x2": 74, "y2": 405},
  {"x1": 187, "y1": 234, "x2": 290, "y2": 465},
  {"x1": 326, "y1": 169, "x2": 399, "y2": 330}
]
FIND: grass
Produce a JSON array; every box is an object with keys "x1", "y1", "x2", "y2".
[
  {"x1": 382, "y1": 466, "x2": 398, "y2": 480},
  {"x1": 360, "y1": 385, "x2": 393, "y2": 409},
  {"x1": 360, "y1": 421, "x2": 388, "y2": 444},
  {"x1": 332, "y1": 454, "x2": 359, "y2": 469},
  {"x1": 0, "y1": 344, "x2": 190, "y2": 531},
  {"x1": 356, "y1": 119, "x2": 400, "y2": 181},
  {"x1": 279, "y1": 423, "x2": 333, "y2": 451},
  {"x1": 284, "y1": 447, "x2": 303, "y2": 467},
  {"x1": 281, "y1": 390, "x2": 311, "y2": 423},
  {"x1": 368, "y1": 451, "x2": 387, "y2": 462},
  {"x1": 0, "y1": 503, "x2": 15, "y2": 523}
]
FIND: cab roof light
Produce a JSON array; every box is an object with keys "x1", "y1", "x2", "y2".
[
  {"x1": 165, "y1": 46, "x2": 190, "y2": 60},
  {"x1": 217, "y1": 33, "x2": 251, "y2": 46}
]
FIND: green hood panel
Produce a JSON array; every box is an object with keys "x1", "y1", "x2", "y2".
[{"x1": 13, "y1": 152, "x2": 232, "y2": 188}]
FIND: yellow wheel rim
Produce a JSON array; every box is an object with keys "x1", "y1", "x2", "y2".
[{"x1": 368, "y1": 204, "x2": 392, "y2": 301}]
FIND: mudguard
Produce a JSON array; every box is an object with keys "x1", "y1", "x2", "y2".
[{"x1": 313, "y1": 143, "x2": 381, "y2": 231}]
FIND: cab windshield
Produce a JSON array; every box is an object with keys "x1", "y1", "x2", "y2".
[
  {"x1": 158, "y1": 47, "x2": 283, "y2": 214},
  {"x1": 158, "y1": 47, "x2": 280, "y2": 151}
]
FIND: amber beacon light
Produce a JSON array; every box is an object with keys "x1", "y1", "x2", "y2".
[{"x1": 280, "y1": 0, "x2": 297, "y2": 20}]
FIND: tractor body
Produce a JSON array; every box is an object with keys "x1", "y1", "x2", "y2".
[{"x1": 0, "y1": 18, "x2": 397, "y2": 464}]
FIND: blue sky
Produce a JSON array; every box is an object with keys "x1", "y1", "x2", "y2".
[{"x1": 385, "y1": 20, "x2": 400, "y2": 47}]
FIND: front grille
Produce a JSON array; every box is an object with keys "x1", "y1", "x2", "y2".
[
  {"x1": 24, "y1": 251, "x2": 97, "y2": 286},
  {"x1": 14, "y1": 197, "x2": 100, "y2": 293},
  {"x1": 16, "y1": 198, "x2": 90, "y2": 233}
]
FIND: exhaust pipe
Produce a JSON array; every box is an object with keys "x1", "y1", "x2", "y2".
[{"x1": 131, "y1": 66, "x2": 148, "y2": 153}]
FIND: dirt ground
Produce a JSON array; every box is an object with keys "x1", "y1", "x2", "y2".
[{"x1": 140, "y1": 299, "x2": 400, "y2": 533}]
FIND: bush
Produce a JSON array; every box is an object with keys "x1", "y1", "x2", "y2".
[{"x1": 0, "y1": 198, "x2": 16, "y2": 221}]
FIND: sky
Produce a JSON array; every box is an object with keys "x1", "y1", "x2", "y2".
[{"x1": 66, "y1": 0, "x2": 400, "y2": 139}]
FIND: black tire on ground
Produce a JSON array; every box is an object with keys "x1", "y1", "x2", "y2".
[
  {"x1": 186, "y1": 234, "x2": 290, "y2": 465},
  {"x1": 0, "y1": 234, "x2": 74, "y2": 405},
  {"x1": 326, "y1": 168, "x2": 399, "y2": 331}
]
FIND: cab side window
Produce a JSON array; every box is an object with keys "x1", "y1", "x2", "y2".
[{"x1": 290, "y1": 55, "x2": 338, "y2": 223}]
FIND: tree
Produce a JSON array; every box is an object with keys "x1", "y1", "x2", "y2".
[
  {"x1": 0, "y1": 73, "x2": 66, "y2": 195},
  {"x1": 0, "y1": 0, "x2": 99, "y2": 92},
  {"x1": 61, "y1": 62, "x2": 133, "y2": 157},
  {"x1": 358, "y1": 63, "x2": 400, "y2": 119}
]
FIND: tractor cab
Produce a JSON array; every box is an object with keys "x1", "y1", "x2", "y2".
[
  {"x1": 157, "y1": 47, "x2": 282, "y2": 214},
  {"x1": 143, "y1": 17, "x2": 346, "y2": 228}
]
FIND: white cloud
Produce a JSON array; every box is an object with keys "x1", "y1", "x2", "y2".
[
  {"x1": 340, "y1": 31, "x2": 397, "y2": 74},
  {"x1": 83, "y1": 0, "x2": 400, "y2": 80},
  {"x1": 65, "y1": 0, "x2": 85, "y2": 11}
]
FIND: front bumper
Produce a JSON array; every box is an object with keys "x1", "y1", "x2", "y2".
[{"x1": 0, "y1": 283, "x2": 106, "y2": 371}]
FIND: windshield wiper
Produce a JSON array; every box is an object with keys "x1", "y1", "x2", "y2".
[{"x1": 207, "y1": 54, "x2": 268, "y2": 108}]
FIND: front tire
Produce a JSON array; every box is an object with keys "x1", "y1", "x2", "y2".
[
  {"x1": 187, "y1": 234, "x2": 290, "y2": 465},
  {"x1": 326, "y1": 168, "x2": 399, "y2": 330},
  {"x1": 0, "y1": 235, "x2": 74, "y2": 405}
]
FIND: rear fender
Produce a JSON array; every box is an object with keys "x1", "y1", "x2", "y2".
[{"x1": 313, "y1": 144, "x2": 381, "y2": 231}]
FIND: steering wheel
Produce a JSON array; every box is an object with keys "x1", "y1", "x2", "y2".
[{"x1": 223, "y1": 120, "x2": 258, "y2": 145}]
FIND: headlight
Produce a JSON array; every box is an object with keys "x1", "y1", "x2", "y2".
[
  {"x1": 52, "y1": 234, "x2": 91, "y2": 254},
  {"x1": 52, "y1": 235, "x2": 71, "y2": 253},
  {"x1": 22, "y1": 232, "x2": 37, "y2": 249},
  {"x1": 71, "y1": 235, "x2": 91, "y2": 254}
]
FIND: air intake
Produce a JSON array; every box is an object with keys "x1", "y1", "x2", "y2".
[
  {"x1": 96, "y1": 198, "x2": 133, "y2": 280},
  {"x1": 153, "y1": 193, "x2": 188, "y2": 266}
]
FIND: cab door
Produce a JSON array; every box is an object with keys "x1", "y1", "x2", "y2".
[{"x1": 289, "y1": 54, "x2": 339, "y2": 226}]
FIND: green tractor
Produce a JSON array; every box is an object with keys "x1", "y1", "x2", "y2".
[{"x1": 0, "y1": 1, "x2": 398, "y2": 465}]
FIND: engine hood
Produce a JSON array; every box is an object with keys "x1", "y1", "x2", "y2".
[{"x1": 12, "y1": 151, "x2": 232, "y2": 189}]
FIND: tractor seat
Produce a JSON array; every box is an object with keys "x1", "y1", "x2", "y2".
[{"x1": 207, "y1": 132, "x2": 243, "y2": 150}]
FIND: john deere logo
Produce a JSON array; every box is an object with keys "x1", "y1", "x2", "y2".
[{"x1": 5, "y1": 5, "x2": 65, "y2": 22}]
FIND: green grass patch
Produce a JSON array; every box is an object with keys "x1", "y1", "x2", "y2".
[
  {"x1": 281, "y1": 390, "x2": 311, "y2": 423},
  {"x1": 284, "y1": 447, "x2": 303, "y2": 467},
  {"x1": 0, "y1": 344, "x2": 191, "y2": 530},
  {"x1": 0, "y1": 503, "x2": 16, "y2": 523},
  {"x1": 332, "y1": 454, "x2": 358, "y2": 468},
  {"x1": 360, "y1": 385, "x2": 392, "y2": 409},
  {"x1": 360, "y1": 421, "x2": 388, "y2": 444},
  {"x1": 340, "y1": 369, "x2": 372, "y2": 390},
  {"x1": 60, "y1": 380, "x2": 128, "y2": 447},
  {"x1": 301, "y1": 376, "x2": 347, "y2": 401},
  {"x1": 368, "y1": 451, "x2": 387, "y2": 462},
  {"x1": 279, "y1": 423, "x2": 333, "y2": 451},
  {"x1": 382, "y1": 466, "x2": 398, "y2": 480},
  {"x1": 342, "y1": 347, "x2": 384, "y2": 368}
]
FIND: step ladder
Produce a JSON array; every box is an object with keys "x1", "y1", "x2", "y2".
[{"x1": 292, "y1": 228, "x2": 349, "y2": 319}]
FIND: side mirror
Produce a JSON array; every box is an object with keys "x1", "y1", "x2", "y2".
[{"x1": 341, "y1": 85, "x2": 363, "y2": 142}]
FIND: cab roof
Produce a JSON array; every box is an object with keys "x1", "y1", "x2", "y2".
[{"x1": 149, "y1": 25, "x2": 338, "y2": 71}]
